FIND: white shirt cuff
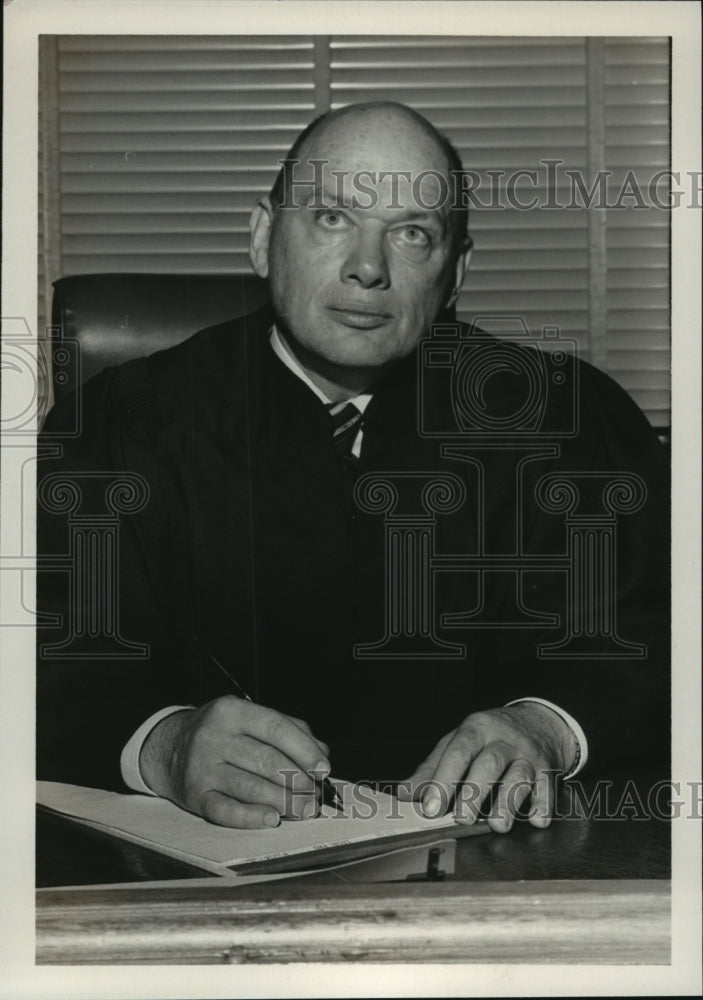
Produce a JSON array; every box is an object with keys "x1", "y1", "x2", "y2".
[
  {"x1": 120, "y1": 705, "x2": 193, "y2": 794},
  {"x1": 505, "y1": 697, "x2": 588, "y2": 778}
]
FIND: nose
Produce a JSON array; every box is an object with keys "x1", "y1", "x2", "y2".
[{"x1": 341, "y1": 227, "x2": 390, "y2": 290}]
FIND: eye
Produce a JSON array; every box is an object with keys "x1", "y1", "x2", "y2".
[
  {"x1": 315, "y1": 209, "x2": 350, "y2": 229},
  {"x1": 394, "y1": 225, "x2": 430, "y2": 247}
]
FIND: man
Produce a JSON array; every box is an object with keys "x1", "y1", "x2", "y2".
[{"x1": 37, "y1": 102, "x2": 669, "y2": 834}]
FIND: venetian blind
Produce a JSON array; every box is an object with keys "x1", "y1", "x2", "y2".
[
  {"x1": 50, "y1": 35, "x2": 317, "y2": 274},
  {"x1": 39, "y1": 34, "x2": 670, "y2": 427},
  {"x1": 603, "y1": 38, "x2": 670, "y2": 428}
]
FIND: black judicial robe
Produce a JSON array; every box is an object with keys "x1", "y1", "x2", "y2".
[{"x1": 37, "y1": 305, "x2": 670, "y2": 790}]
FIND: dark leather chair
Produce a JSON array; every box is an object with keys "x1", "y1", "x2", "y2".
[{"x1": 50, "y1": 273, "x2": 270, "y2": 401}]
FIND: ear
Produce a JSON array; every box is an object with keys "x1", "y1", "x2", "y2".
[
  {"x1": 248, "y1": 196, "x2": 274, "y2": 278},
  {"x1": 445, "y1": 236, "x2": 473, "y2": 309}
]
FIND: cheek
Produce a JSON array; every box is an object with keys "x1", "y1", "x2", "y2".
[
  {"x1": 270, "y1": 236, "x2": 312, "y2": 302},
  {"x1": 394, "y1": 270, "x2": 448, "y2": 327},
  {"x1": 272, "y1": 235, "x2": 340, "y2": 297}
]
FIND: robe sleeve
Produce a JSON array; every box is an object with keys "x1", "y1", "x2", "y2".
[
  {"x1": 36, "y1": 359, "x2": 196, "y2": 791},
  {"x1": 479, "y1": 356, "x2": 670, "y2": 777}
]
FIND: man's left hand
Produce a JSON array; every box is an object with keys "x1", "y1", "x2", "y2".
[{"x1": 398, "y1": 703, "x2": 577, "y2": 833}]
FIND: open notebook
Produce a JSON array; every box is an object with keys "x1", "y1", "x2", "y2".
[{"x1": 37, "y1": 780, "x2": 488, "y2": 876}]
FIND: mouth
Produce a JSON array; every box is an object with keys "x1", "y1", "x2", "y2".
[{"x1": 327, "y1": 306, "x2": 393, "y2": 330}]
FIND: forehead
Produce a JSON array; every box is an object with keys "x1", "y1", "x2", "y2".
[
  {"x1": 306, "y1": 110, "x2": 449, "y2": 174},
  {"x1": 290, "y1": 111, "x2": 452, "y2": 217}
]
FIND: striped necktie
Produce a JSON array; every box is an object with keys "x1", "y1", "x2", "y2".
[{"x1": 327, "y1": 400, "x2": 363, "y2": 461}]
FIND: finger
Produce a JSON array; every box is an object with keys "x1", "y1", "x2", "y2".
[
  {"x1": 281, "y1": 791, "x2": 320, "y2": 821},
  {"x1": 281, "y1": 786, "x2": 320, "y2": 821},
  {"x1": 397, "y1": 731, "x2": 456, "y2": 800},
  {"x1": 453, "y1": 740, "x2": 513, "y2": 825},
  {"x1": 222, "y1": 735, "x2": 316, "y2": 793},
  {"x1": 217, "y1": 764, "x2": 318, "y2": 821},
  {"x1": 240, "y1": 703, "x2": 329, "y2": 776},
  {"x1": 420, "y1": 728, "x2": 487, "y2": 818},
  {"x1": 199, "y1": 788, "x2": 281, "y2": 829},
  {"x1": 285, "y1": 715, "x2": 330, "y2": 757},
  {"x1": 528, "y1": 768, "x2": 555, "y2": 829},
  {"x1": 214, "y1": 762, "x2": 316, "y2": 819},
  {"x1": 486, "y1": 757, "x2": 535, "y2": 833}
]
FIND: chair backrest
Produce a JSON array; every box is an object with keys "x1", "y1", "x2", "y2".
[{"x1": 51, "y1": 272, "x2": 270, "y2": 400}]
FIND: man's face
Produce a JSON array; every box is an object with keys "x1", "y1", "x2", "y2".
[{"x1": 250, "y1": 109, "x2": 468, "y2": 380}]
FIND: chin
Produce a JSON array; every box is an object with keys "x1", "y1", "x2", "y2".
[
  {"x1": 330, "y1": 329, "x2": 416, "y2": 366},
  {"x1": 326, "y1": 342, "x2": 406, "y2": 370}
]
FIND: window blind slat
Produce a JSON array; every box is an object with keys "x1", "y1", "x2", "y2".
[
  {"x1": 61, "y1": 192, "x2": 263, "y2": 212},
  {"x1": 61, "y1": 151, "x2": 290, "y2": 171},
  {"x1": 331, "y1": 36, "x2": 586, "y2": 53},
  {"x1": 61, "y1": 52, "x2": 314, "y2": 71},
  {"x1": 63, "y1": 253, "x2": 253, "y2": 272},
  {"x1": 61, "y1": 92, "x2": 316, "y2": 113},
  {"x1": 604, "y1": 125, "x2": 671, "y2": 144},
  {"x1": 601, "y1": 39, "x2": 669, "y2": 61},
  {"x1": 607, "y1": 107, "x2": 669, "y2": 125},
  {"x1": 607, "y1": 271, "x2": 668, "y2": 289},
  {"x1": 607, "y1": 313, "x2": 669, "y2": 332},
  {"x1": 399, "y1": 108, "x2": 589, "y2": 128},
  {"x1": 62, "y1": 132, "x2": 304, "y2": 152},
  {"x1": 61, "y1": 111, "x2": 317, "y2": 132},
  {"x1": 332, "y1": 67, "x2": 588, "y2": 87},
  {"x1": 60, "y1": 171, "x2": 277, "y2": 193},
  {"x1": 605, "y1": 65, "x2": 669, "y2": 85},
  {"x1": 59, "y1": 35, "x2": 314, "y2": 52},
  {"x1": 458, "y1": 289, "x2": 588, "y2": 310},
  {"x1": 607, "y1": 288, "x2": 668, "y2": 309},
  {"x1": 332, "y1": 88, "x2": 587, "y2": 109},
  {"x1": 608, "y1": 248, "x2": 668, "y2": 266},
  {"x1": 609, "y1": 349, "x2": 670, "y2": 369},
  {"x1": 63, "y1": 233, "x2": 241, "y2": 254},
  {"x1": 61, "y1": 72, "x2": 315, "y2": 93},
  {"x1": 63, "y1": 214, "x2": 250, "y2": 234}
]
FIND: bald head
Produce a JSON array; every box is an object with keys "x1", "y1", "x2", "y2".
[
  {"x1": 269, "y1": 102, "x2": 469, "y2": 259},
  {"x1": 291, "y1": 102, "x2": 452, "y2": 169}
]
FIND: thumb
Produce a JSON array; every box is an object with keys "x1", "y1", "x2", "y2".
[
  {"x1": 396, "y1": 730, "x2": 456, "y2": 800},
  {"x1": 528, "y1": 768, "x2": 557, "y2": 828}
]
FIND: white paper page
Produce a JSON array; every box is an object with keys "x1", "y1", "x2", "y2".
[{"x1": 37, "y1": 780, "x2": 462, "y2": 870}]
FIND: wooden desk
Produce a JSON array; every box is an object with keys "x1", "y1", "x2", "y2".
[
  {"x1": 36, "y1": 772, "x2": 671, "y2": 965},
  {"x1": 37, "y1": 880, "x2": 669, "y2": 965}
]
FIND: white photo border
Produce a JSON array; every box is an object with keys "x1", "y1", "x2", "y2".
[{"x1": 1, "y1": 1, "x2": 700, "y2": 997}]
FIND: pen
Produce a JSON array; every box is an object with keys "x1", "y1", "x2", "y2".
[{"x1": 194, "y1": 636, "x2": 344, "y2": 813}]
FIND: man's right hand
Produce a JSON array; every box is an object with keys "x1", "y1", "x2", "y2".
[{"x1": 139, "y1": 696, "x2": 330, "y2": 828}]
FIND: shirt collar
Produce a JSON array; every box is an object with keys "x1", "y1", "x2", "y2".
[{"x1": 269, "y1": 326, "x2": 372, "y2": 413}]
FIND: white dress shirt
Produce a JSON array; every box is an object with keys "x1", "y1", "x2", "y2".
[{"x1": 270, "y1": 325, "x2": 372, "y2": 456}]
